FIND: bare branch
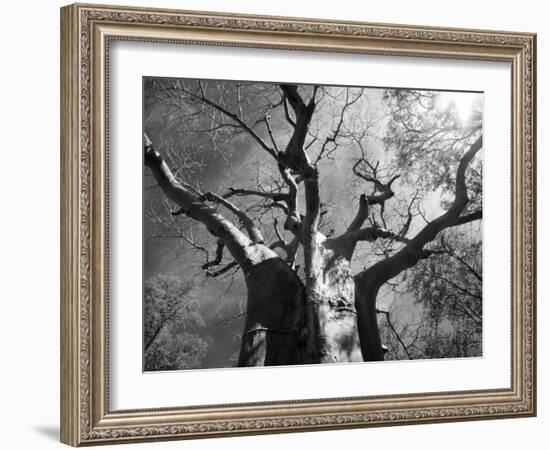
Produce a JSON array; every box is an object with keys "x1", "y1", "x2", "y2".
[
  {"x1": 351, "y1": 227, "x2": 410, "y2": 244},
  {"x1": 347, "y1": 194, "x2": 369, "y2": 232},
  {"x1": 264, "y1": 113, "x2": 280, "y2": 153},
  {"x1": 186, "y1": 81, "x2": 279, "y2": 160},
  {"x1": 355, "y1": 135, "x2": 483, "y2": 291},
  {"x1": 273, "y1": 218, "x2": 286, "y2": 245},
  {"x1": 144, "y1": 134, "x2": 254, "y2": 265},
  {"x1": 202, "y1": 240, "x2": 225, "y2": 270},
  {"x1": 315, "y1": 88, "x2": 363, "y2": 164},
  {"x1": 223, "y1": 187, "x2": 289, "y2": 204},
  {"x1": 353, "y1": 159, "x2": 400, "y2": 205},
  {"x1": 205, "y1": 261, "x2": 239, "y2": 278},
  {"x1": 282, "y1": 93, "x2": 296, "y2": 128},
  {"x1": 377, "y1": 309, "x2": 412, "y2": 359},
  {"x1": 454, "y1": 209, "x2": 482, "y2": 226}
]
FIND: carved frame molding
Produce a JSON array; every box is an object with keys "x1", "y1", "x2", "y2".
[{"x1": 60, "y1": 3, "x2": 536, "y2": 446}]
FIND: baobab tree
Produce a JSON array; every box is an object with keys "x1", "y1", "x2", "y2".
[{"x1": 143, "y1": 78, "x2": 482, "y2": 367}]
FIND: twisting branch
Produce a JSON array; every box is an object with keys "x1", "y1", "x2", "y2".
[
  {"x1": 352, "y1": 158, "x2": 400, "y2": 205},
  {"x1": 278, "y1": 165, "x2": 301, "y2": 232},
  {"x1": 205, "y1": 261, "x2": 239, "y2": 278},
  {"x1": 223, "y1": 187, "x2": 290, "y2": 204},
  {"x1": 353, "y1": 135, "x2": 482, "y2": 361},
  {"x1": 278, "y1": 84, "x2": 317, "y2": 177},
  {"x1": 349, "y1": 227, "x2": 410, "y2": 244},
  {"x1": 202, "y1": 240, "x2": 225, "y2": 271},
  {"x1": 270, "y1": 219, "x2": 300, "y2": 269},
  {"x1": 273, "y1": 218, "x2": 286, "y2": 245},
  {"x1": 284, "y1": 236, "x2": 300, "y2": 269},
  {"x1": 454, "y1": 209, "x2": 482, "y2": 226},
  {"x1": 408, "y1": 136, "x2": 482, "y2": 248},
  {"x1": 144, "y1": 133, "x2": 253, "y2": 266},
  {"x1": 222, "y1": 186, "x2": 292, "y2": 215},
  {"x1": 279, "y1": 84, "x2": 321, "y2": 244},
  {"x1": 282, "y1": 91, "x2": 296, "y2": 128},
  {"x1": 347, "y1": 194, "x2": 369, "y2": 232},
  {"x1": 356, "y1": 135, "x2": 483, "y2": 290}
]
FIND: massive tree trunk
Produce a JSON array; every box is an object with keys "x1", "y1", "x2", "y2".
[
  {"x1": 238, "y1": 254, "x2": 306, "y2": 366},
  {"x1": 277, "y1": 85, "x2": 363, "y2": 365},
  {"x1": 304, "y1": 238, "x2": 362, "y2": 364},
  {"x1": 237, "y1": 239, "x2": 363, "y2": 367}
]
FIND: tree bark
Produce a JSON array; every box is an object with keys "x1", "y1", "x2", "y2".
[
  {"x1": 304, "y1": 237, "x2": 363, "y2": 364},
  {"x1": 238, "y1": 256, "x2": 306, "y2": 366}
]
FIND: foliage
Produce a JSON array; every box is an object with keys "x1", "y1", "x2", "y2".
[
  {"x1": 380, "y1": 226, "x2": 482, "y2": 360},
  {"x1": 144, "y1": 275, "x2": 208, "y2": 371},
  {"x1": 383, "y1": 89, "x2": 482, "y2": 212}
]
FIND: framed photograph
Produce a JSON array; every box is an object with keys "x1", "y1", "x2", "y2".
[{"x1": 60, "y1": 3, "x2": 536, "y2": 446}]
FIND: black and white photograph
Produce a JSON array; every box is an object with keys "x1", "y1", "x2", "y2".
[{"x1": 143, "y1": 78, "x2": 483, "y2": 371}]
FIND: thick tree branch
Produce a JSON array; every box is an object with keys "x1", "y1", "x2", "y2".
[
  {"x1": 348, "y1": 194, "x2": 369, "y2": 232},
  {"x1": 200, "y1": 192, "x2": 264, "y2": 244},
  {"x1": 144, "y1": 133, "x2": 255, "y2": 266},
  {"x1": 205, "y1": 261, "x2": 239, "y2": 278},
  {"x1": 354, "y1": 136, "x2": 482, "y2": 362},
  {"x1": 278, "y1": 85, "x2": 320, "y2": 238},
  {"x1": 273, "y1": 218, "x2": 286, "y2": 246},
  {"x1": 279, "y1": 165, "x2": 301, "y2": 232},
  {"x1": 278, "y1": 85, "x2": 317, "y2": 177},
  {"x1": 409, "y1": 136, "x2": 482, "y2": 248},
  {"x1": 201, "y1": 239, "x2": 225, "y2": 271},
  {"x1": 223, "y1": 187, "x2": 290, "y2": 205},
  {"x1": 352, "y1": 158, "x2": 400, "y2": 206},
  {"x1": 454, "y1": 209, "x2": 482, "y2": 226},
  {"x1": 270, "y1": 220, "x2": 300, "y2": 268},
  {"x1": 282, "y1": 94, "x2": 296, "y2": 128},
  {"x1": 356, "y1": 135, "x2": 483, "y2": 289},
  {"x1": 350, "y1": 227, "x2": 410, "y2": 244}
]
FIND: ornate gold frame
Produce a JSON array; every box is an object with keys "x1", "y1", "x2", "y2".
[{"x1": 60, "y1": 3, "x2": 536, "y2": 446}]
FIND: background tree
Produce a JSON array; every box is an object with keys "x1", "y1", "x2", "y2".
[
  {"x1": 144, "y1": 275, "x2": 208, "y2": 371},
  {"x1": 377, "y1": 226, "x2": 482, "y2": 360},
  {"x1": 143, "y1": 79, "x2": 483, "y2": 367}
]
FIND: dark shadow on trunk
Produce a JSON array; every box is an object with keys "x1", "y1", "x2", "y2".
[{"x1": 238, "y1": 257, "x2": 306, "y2": 366}]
